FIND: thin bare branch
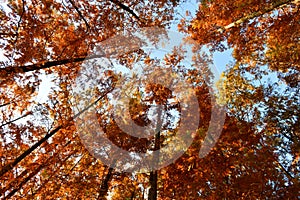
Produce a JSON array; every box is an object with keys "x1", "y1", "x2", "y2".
[
  {"x1": 108, "y1": 0, "x2": 145, "y2": 25},
  {"x1": 68, "y1": 0, "x2": 90, "y2": 31},
  {"x1": 0, "y1": 111, "x2": 32, "y2": 128}
]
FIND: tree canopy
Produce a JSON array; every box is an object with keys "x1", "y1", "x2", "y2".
[{"x1": 0, "y1": 0, "x2": 299, "y2": 199}]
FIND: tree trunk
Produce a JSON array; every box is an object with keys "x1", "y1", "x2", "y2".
[
  {"x1": 97, "y1": 167, "x2": 114, "y2": 200},
  {"x1": 148, "y1": 106, "x2": 162, "y2": 200},
  {"x1": 0, "y1": 89, "x2": 111, "y2": 177},
  {"x1": 148, "y1": 170, "x2": 158, "y2": 200}
]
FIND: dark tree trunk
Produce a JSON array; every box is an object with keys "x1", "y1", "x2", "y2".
[
  {"x1": 148, "y1": 170, "x2": 158, "y2": 200},
  {"x1": 97, "y1": 167, "x2": 114, "y2": 200},
  {"x1": 0, "y1": 89, "x2": 111, "y2": 177},
  {"x1": 148, "y1": 107, "x2": 162, "y2": 200}
]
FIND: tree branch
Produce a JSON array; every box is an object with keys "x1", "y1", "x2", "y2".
[
  {"x1": 0, "y1": 54, "x2": 103, "y2": 77},
  {"x1": 11, "y1": 0, "x2": 26, "y2": 59},
  {"x1": 217, "y1": 0, "x2": 299, "y2": 33},
  {"x1": 0, "y1": 111, "x2": 32, "y2": 128},
  {"x1": 108, "y1": 0, "x2": 145, "y2": 25},
  {"x1": 259, "y1": 141, "x2": 296, "y2": 182},
  {"x1": 0, "y1": 101, "x2": 13, "y2": 108},
  {"x1": 1, "y1": 140, "x2": 72, "y2": 198},
  {"x1": 68, "y1": 0, "x2": 90, "y2": 31},
  {"x1": 0, "y1": 87, "x2": 113, "y2": 178}
]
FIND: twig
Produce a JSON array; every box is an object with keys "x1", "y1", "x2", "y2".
[{"x1": 68, "y1": 0, "x2": 90, "y2": 31}]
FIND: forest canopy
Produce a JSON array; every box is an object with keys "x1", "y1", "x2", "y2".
[{"x1": 0, "y1": 0, "x2": 299, "y2": 199}]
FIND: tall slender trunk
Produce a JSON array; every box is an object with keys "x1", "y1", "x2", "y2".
[
  {"x1": 0, "y1": 89, "x2": 112, "y2": 177},
  {"x1": 97, "y1": 166, "x2": 114, "y2": 200},
  {"x1": 148, "y1": 170, "x2": 158, "y2": 200},
  {"x1": 0, "y1": 125, "x2": 63, "y2": 177},
  {"x1": 148, "y1": 106, "x2": 162, "y2": 200},
  {"x1": 2, "y1": 140, "x2": 73, "y2": 199}
]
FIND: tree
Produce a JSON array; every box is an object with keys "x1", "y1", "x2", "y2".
[
  {"x1": 185, "y1": 0, "x2": 300, "y2": 197},
  {"x1": 0, "y1": 0, "x2": 181, "y2": 199}
]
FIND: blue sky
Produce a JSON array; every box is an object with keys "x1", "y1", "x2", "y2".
[{"x1": 171, "y1": 0, "x2": 234, "y2": 74}]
